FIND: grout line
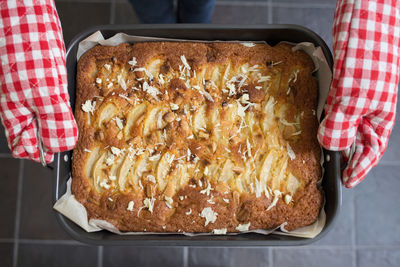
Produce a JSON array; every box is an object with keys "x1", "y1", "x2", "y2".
[
  {"x1": 355, "y1": 246, "x2": 400, "y2": 250},
  {"x1": 98, "y1": 246, "x2": 103, "y2": 267},
  {"x1": 269, "y1": 247, "x2": 273, "y2": 267},
  {"x1": 267, "y1": 0, "x2": 273, "y2": 24},
  {"x1": 1, "y1": 238, "x2": 95, "y2": 246},
  {"x1": 19, "y1": 239, "x2": 85, "y2": 246},
  {"x1": 0, "y1": 238, "x2": 14, "y2": 243},
  {"x1": 270, "y1": 2, "x2": 336, "y2": 8},
  {"x1": 110, "y1": 0, "x2": 116, "y2": 24},
  {"x1": 12, "y1": 160, "x2": 24, "y2": 267},
  {"x1": 266, "y1": 246, "x2": 369, "y2": 249},
  {"x1": 2, "y1": 237, "x2": 400, "y2": 249},
  {"x1": 352, "y1": 191, "x2": 357, "y2": 267},
  {"x1": 215, "y1": 1, "x2": 336, "y2": 8},
  {"x1": 215, "y1": 1, "x2": 269, "y2": 7},
  {"x1": 17, "y1": 239, "x2": 83, "y2": 245},
  {"x1": 183, "y1": 246, "x2": 188, "y2": 267}
]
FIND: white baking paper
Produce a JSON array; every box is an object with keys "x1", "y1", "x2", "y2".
[{"x1": 54, "y1": 31, "x2": 332, "y2": 238}]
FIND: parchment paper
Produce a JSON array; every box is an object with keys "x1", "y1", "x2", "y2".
[{"x1": 54, "y1": 31, "x2": 332, "y2": 238}]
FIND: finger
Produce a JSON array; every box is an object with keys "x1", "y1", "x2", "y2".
[
  {"x1": 37, "y1": 99, "x2": 78, "y2": 153},
  {"x1": 342, "y1": 115, "x2": 391, "y2": 188},
  {"x1": 11, "y1": 118, "x2": 54, "y2": 163},
  {"x1": 318, "y1": 107, "x2": 359, "y2": 151}
]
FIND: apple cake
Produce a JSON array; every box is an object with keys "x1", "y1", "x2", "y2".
[{"x1": 72, "y1": 41, "x2": 323, "y2": 233}]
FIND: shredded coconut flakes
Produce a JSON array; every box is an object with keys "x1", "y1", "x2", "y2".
[
  {"x1": 127, "y1": 201, "x2": 134, "y2": 211},
  {"x1": 235, "y1": 223, "x2": 250, "y2": 231},
  {"x1": 200, "y1": 207, "x2": 218, "y2": 226}
]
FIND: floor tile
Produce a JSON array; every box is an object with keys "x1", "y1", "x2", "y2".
[
  {"x1": 357, "y1": 249, "x2": 400, "y2": 267},
  {"x1": 103, "y1": 247, "x2": 183, "y2": 267},
  {"x1": 0, "y1": 158, "x2": 20, "y2": 238},
  {"x1": 312, "y1": 188, "x2": 354, "y2": 246},
  {"x1": 0, "y1": 123, "x2": 11, "y2": 154},
  {"x1": 0, "y1": 243, "x2": 13, "y2": 267},
  {"x1": 273, "y1": 248, "x2": 354, "y2": 267},
  {"x1": 17, "y1": 244, "x2": 97, "y2": 267},
  {"x1": 188, "y1": 248, "x2": 231, "y2": 267},
  {"x1": 272, "y1": 6, "x2": 334, "y2": 49},
  {"x1": 114, "y1": 2, "x2": 140, "y2": 24},
  {"x1": 55, "y1": 2, "x2": 111, "y2": 45},
  {"x1": 227, "y1": 248, "x2": 270, "y2": 267},
  {"x1": 380, "y1": 94, "x2": 400, "y2": 163},
  {"x1": 354, "y1": 166, "x2": 400, "y2": 246},
  {"x1": 212, "y1": 5, "x2": 270, "y2": 24},
  {"x1": 19, "y1": 161, "x2": 71, "y2": 240},
  {"x1": 380, "y1": 130, "x2": 400, "y2": 163}
]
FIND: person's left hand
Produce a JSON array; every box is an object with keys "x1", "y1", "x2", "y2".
[{"x1": 318, "y1": 0, "x2": 400, "y2": 188}]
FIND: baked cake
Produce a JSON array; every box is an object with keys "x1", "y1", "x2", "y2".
[{"x1": 72, "y1": 42, "x2": 323, "y2": 233}]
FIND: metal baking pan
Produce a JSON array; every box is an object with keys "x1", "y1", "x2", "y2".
[{"x1": 53, "y1": 24, "x2": 341, "y2": 246}]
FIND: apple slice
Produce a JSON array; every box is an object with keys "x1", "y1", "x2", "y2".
[
  {"x1": 221, "y1": 62, "x2": 231, "y2": 86},
  {"x1": 270, "y1": 155, "x2": 288, "y2": 191},
  {"x1": 124, "y1": 103, "x2": 147, "y2": 140},
  {"x1": 91, "y1": 152, "x2": 107, "y2": 193},
  {"x1": 130, "y1": 153, "x2": 149, "y2": 191},
  {"x1": 84, "y1": 146, "x2": 101, "y2": 179},
  {"x1": 261, "y1": 96, "x2": 276, "y2": 133},
  {"x1": 143, "y1": 106, "x2": 162, "y2": 138},
  {"x1": 192, "y1": 105, "x2": 207, "y2": 134},
  {"x1": 96, "y1": 103, "x2": 117, "y2": 129},
  {"x1": 146, "y1": 58, "x2": 163, "y2": 80},
  {"x1": 171, "y1": 163, "x2": 190, "y2": 190},
  {"x1": 156, "y1": 152, "x2": 173, "y2": 192},
  {"x1": 258, "y1": 151, "x2": 274, "y2": 185},
  {"x1": 117, "y1": 154, "x2": 135, "y2": 191},
  {"x1": 286, "y1": 173, "x2": 300, "y2": 195},
  {"x1": 219, "y1": 159, "x2": 235, "y2": 184}
]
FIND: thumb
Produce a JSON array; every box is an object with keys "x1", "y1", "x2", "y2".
[
  {"x1": 317, "y1": 105, "x2": 360, "y2": 151},
  {"x1": 342, "y1": 116, "x2": 388, "y2": 188},
  {"x1": 12, "y1": 118, "x2": 54, "y2": 164},
  {"x1": 36, "y1": 96, "x2": 78, "y2": 153}
]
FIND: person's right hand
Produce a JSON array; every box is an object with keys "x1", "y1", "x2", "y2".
[{"x1": 0, "y1": 0, "x2": 78, "y2": 164}]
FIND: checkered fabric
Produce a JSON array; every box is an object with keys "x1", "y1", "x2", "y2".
[
  {"x1": 0, "y1": 0, "x2": 78, "y2": 164},
  {"x1": 318, "y1": 0, "x2": 400, "y2": 188}
]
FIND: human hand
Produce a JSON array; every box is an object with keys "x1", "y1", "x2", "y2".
[
  {"x1": 318, "y1": 0, "x2": 399, "y2": 187},
  {"x1": 0, "y1": 0, "x2": 78, "y2": 164}
]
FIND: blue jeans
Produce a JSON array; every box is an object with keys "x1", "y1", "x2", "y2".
[{"x1": 128, "y1": 0, "x2": 216, "y2": 23}]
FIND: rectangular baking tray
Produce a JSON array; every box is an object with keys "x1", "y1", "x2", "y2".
[{"x1": 53, "y1": 24, "x2": 341, "y2": 246}]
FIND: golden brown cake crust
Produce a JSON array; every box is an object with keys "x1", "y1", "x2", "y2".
[{"x1": 72, "y1": 42, "x2": 323, "y2": 233}]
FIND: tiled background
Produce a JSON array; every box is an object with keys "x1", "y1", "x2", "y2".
[{"x1": 1, "y1": 0, "x2": 399, "y2": 266}]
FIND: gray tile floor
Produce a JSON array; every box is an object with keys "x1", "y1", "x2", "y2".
[{"x1": 0, "y1": 0, "x2": 399, "y2": 266}]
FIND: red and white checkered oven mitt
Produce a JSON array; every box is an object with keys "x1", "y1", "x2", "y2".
[
  {"x1": 0, "y1": 0, "x2": 78, "y2": 164},
  {"x1": 318, "y1": 0, "x2": 400, "y2": 188}
]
